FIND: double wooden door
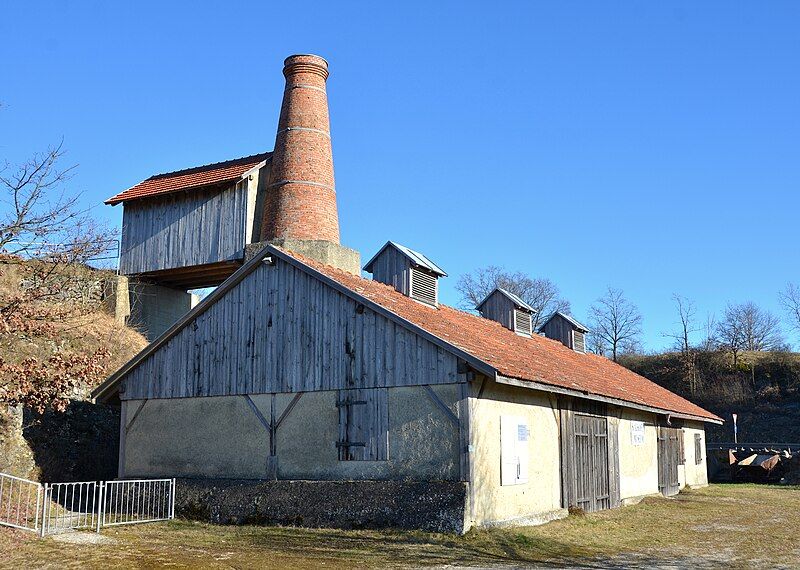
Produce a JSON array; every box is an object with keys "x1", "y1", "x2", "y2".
[
  {"x1": 657, "y1": 426, "x2": 681, "y2": 496},
  {"x1": 572, "y1": 413, "x2": 611, "y2": 512}
]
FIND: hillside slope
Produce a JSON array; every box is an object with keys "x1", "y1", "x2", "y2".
[
  {"x1": 620, "y1": 351, "x2": 800, "y2": 443},
  {"x1": 0, "y1": 258, "x2": 147, "y2": 480}
]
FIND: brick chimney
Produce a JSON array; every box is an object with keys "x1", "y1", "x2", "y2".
[
  {"x1": 253, "y1": 54, "x2": 360, "y2": 274},
  {"x1": 263, "y1": 54, "x2": 340, "y2": 243}
]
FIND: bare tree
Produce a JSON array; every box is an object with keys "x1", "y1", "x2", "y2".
[
  {"x1": 0, "y1": 142, "x2": 117, "y2": 310},
  {"x1": 779, "y1": 283, "x2": 800, "y2": 335},
  {"x1": 663, "y1": 294, "x2": 700, "y2": 395},
  {"x1": 716, "y1": 302, "x2": 784, "y2": 366},
  {"x1": 456, "y1": 266, "x2": 570, "y2": 329},
  {"x1": 588, "y1": 287, "x2": 642, "y2": 362},
  {"x1": 700, "y1": 312, "x2": 718, "y2": 352}
]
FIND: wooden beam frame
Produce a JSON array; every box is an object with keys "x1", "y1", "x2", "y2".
[{"x1": 422, "y1": 385, "x2": 459, "y2": 427}]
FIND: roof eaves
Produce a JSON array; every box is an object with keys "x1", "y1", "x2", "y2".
[{"x1": 495, "y1": 374, "x2": 723, "y2": 424}]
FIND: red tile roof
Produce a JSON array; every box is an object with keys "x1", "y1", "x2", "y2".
[
  {"x1": 289, "y1": 250, "x2": 721, "y2": 423},
  {"x1": 105, "y1": 152, "x2": 271, "y2": 205}
]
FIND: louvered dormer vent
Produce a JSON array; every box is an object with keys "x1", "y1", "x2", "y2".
[
  {"x1": 410, "y1": 268, "x2": 438, "y2": 306},
  {"x1": 514, "y1": 308, "x2": 532, "y2": 336},
  {"x1": 477, "y1": 287, "x2": 536, "y2": 337},
  {"x1": 538, "y1": 311, "x2": 590, "y2": 353},
  {"x1": 363, "y1": 241, "x2": 447, "y2": 308},
  {"x1": 573, "y1": 330, "x2": 586, "y2": 353}
]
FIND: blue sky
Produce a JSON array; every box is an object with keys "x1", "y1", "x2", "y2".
[{"x1": 2, "y1": 2, "x2": 798, "y2": 351}]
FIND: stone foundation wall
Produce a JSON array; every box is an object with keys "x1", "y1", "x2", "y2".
[{"x1": 175, "y1": 478, "x2": 467, "y2": 534}]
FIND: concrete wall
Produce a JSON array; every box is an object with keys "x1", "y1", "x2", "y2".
[
  {"x1": 468, "y1": 379, "x2": 564, "y2": 527},
  {"x1": 680, "y1": 421, "x2": 709, "y2": 488},
  {"x1": 127, "y1": 281, "x2": 198, "y2": 341},
  {"x1": 617, "y1": 408, "x2": 660, "y2": 502},
  {"x1": 122, "y1": 384, "x2": 461, "y2": 481}
]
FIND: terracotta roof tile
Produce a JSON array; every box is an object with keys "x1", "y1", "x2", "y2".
[
  {"x1": 106, "y1": 152, "x2": 271, "y2": 205},
  {"x1": 287, "y1": 250, "x2": 721, "y2": 422}
]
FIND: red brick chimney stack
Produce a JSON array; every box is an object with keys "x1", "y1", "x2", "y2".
[{"x1": 262, "y1": 54, "x2": 341, "y2": 244}]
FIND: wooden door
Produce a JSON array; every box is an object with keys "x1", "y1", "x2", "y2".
[
  {"x1": 657, "y1": 426, "x2": 681, "y2": 496},
  {"x1": 573, "y1": 413, "x2": 611, "y2": 512}
]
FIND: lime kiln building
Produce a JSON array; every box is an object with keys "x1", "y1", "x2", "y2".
[{"x1": 93, "y1": 54, "x2": 721, "y2": 532}]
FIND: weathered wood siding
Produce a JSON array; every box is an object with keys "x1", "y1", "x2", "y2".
[
  {"x1": 369, "y1": 246, "x2": 412, "y2": 296},
  {"x1": 541, "y1": 314, "x2": 573, "y2": 349},
  {"x1": 120, "y1": 256, "x2": 461, "y2": 400},
  {"x1": 477, "y1": 291, "x2": 514, "y2": 330},
  {"x1": 119, "y1": 182, "x2": 251, "y2": 275}
]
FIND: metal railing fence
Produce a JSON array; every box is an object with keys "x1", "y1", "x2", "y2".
[
  {"x1": 0, "y1": 473, "x2": 42, "y2": 532},
  {"x1": 0, "y1": 474, "x2": 175, "y2": 536},
  {"x1": 101, "y1": 479, "x2": 175, "y2": 527},
  {"x1": 41, "y1": 481, "x2": 100, "y2": 535}
]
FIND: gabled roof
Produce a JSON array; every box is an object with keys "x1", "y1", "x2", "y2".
[
  {"x1": 94, "y1": 245, "x2": 721, "y2": 424},
  {"x1": 363, "y1": 241, "x2": 447, "y2": 277},
  {"x1": 105, "y1": 152, "x2": 271, "y2": 205},
  {"x1": 476, "y1": 287, "x2": 535, "y2": 313},
  {"x1": 539, "y1": 311, "x2": 590, "y2": 333}
]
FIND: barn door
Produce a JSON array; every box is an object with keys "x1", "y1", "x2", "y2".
[
  {"x1": 657, "y1": 426, "x2": 681, "y2": 496},
  {"x1": 571, "y1": 412, "x2": 611, "y2": 512}
]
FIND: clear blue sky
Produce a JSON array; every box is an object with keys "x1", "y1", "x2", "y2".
[{"x1": 2, "y1": 2, "x2": 798, "y2": 351}]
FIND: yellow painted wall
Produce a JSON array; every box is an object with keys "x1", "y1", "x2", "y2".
[
  {"x1": 617, "y1": 409, "x2": 660, "y2": 501},
  {"x1": 680, "y1": 421, "x2": 709, "y2": 488},
  {"x1": 468, "y1": 379, "x2": 564, "y2": 527}
]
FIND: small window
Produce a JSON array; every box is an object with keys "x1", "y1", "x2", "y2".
[
  {"x1": 694, "y1": 433, "x2": 703, "y2": 465},
  {"x1": 513, "y1": 309, "x2": 532, "y2": 336},
  {"x1": 337, "y1": 388, "x2": 388, "y2": 461},
  {"x1": 500, "y1": 415, "x2": 529, "y2": 485},
  {"x1": 678, "y1": 429, "x2": 686, "y2": 465},
  {"x1": 573, "y1": 330, "x2": 586, "y2": 353},
  {"x1": 409, "y1": 267, "x2": 437, "y2": 306}
]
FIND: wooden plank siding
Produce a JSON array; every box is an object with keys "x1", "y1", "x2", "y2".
[
  {"x1": 119, "y1": 256, "x2": 461, "y2": 400},
  {"x1": 541, "y1": 315, "x2": 573, "y2": 350},
  {"x1": 477, "y1": 291, "x2": 515, "y2": 330},
  {"x1": 119, "y1": 181, "x2": 252, "y2": 275},
  {"x1": 368, "y1": 246, "x2": 412, "y2": 296}
]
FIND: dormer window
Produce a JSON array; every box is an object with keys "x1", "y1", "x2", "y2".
[
  {"x1": 477, "y1": 288, "x2": 536, "y2": 337},
  {"x1": 538, "y1": 311, "x2": 590, "y2": 353},
  {"x1": 363, "y1": 241, "x2": 447, "y2": 308}
]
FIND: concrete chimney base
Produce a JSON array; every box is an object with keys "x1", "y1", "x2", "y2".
[{"x1": 246, "y1": 239, "x2": 361, "y2": 276}]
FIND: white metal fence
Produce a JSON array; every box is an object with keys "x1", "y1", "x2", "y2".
[
  {"x1": 0, "y1": 473, "x2": 42, "y2": 532},
  {"x1": 100, "y1": 479, "x2": 175, "y2": 527},
  {"x1": 0, "y1": 474, "x2": 175, "y2": 536}
]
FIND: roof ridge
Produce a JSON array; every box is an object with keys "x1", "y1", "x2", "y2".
[{"x1": 145, "y1": 152, "x2": 271, "y2": 180}]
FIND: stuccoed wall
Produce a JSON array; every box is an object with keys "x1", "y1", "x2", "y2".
[
  {"x1": 468, "y1": 379, "x2": 564, "y2": 527},
  {"x1": 617, "y1": 408, "x2": 660, "y2": 502},
  {"x1": 127, "y1": 281, "x2": 198, "y2": 341},
  {"x1": 680, "y1": 421, "x2": 709, "y2": 488},
  {"x1": 122, "y1": 383, "x2": 460, "y2": 481}
]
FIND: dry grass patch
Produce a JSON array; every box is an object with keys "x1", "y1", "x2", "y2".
[{"x1": 1, "y1": 484, "x2": 799, "y2": 569}]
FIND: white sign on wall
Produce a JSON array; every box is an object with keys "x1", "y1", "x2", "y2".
[
  {"x1": 501, "y1": 415, "x2": 529, "y2": 486},
  {"x1": 630, "y1": 421, "x2": 645, "y2": 446}
]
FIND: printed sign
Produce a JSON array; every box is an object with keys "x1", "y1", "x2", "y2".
[
  {"x1": 517, "y1": 423, "x2": 529, "y2": 442},
  {"x1": 630, "y1": 421, "x2": 645, "y2": 446}
]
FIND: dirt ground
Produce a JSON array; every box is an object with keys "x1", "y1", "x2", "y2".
[{"x1": 1, "y1": 484, "x2": 798, "y2": 569}]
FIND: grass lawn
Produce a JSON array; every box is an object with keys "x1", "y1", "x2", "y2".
[{"x1": 1, "y1": 484, "x2": 798, "y2": 569}]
